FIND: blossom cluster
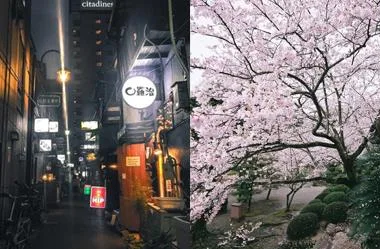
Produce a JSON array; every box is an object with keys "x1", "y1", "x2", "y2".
[{"x1": 191, "y1": 0, "x2": 380, "y2": 222}]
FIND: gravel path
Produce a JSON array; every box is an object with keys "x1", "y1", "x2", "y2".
[{"x1": 227, "y1": 184, "x2": 326, "y2": 210}]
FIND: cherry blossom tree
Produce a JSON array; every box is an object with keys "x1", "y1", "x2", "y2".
[{"x1": 191, "y1": 0, "x2": 380, "y2": 222}]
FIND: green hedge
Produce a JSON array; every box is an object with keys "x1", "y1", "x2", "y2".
[
  {"x1": 287, "y1": 213, "x2": 319, "y2": 240},
  {"x1": 322, "y1": 201, "x2": 348, "y2": 224},
  {"x1": 315, "y1": 189, "x2": 331, "y2": 200},
  {"x1": 323, "y1": 191, "x2": 347, "y2": 204},
  {"x1": 300, "y1": 203, "x2": 327, "y2": 219},
  {"x1": 308, "y1": 199, "x2": 322, "y2": 205},
  {"x1": 328, "y1": 184, "x2": 350, "y2": 193}
]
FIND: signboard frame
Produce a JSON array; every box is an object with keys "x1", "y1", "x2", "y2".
[
  {"x1": 121, "y1": 76, "x2": 157, "y2": 109},
  {"x1": 89, "y1": 186, "x2": 106, "y2": 208},
  {"x1": 39, "y1": 139, "x2": 52, "y2": 152},
  {"x1": 37, "y1": 95, "x2": 61, "y2": 107},
  {"x1": 34, "y1": 118, "x2": 49, "y2": 133},
  {"x1": 126, "y1": 156, "x2": 140, "y2": 167}
]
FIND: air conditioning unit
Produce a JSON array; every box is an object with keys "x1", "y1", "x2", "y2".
[{"x1": 172, "y1": 81, "x2": 189, "y2": 111}]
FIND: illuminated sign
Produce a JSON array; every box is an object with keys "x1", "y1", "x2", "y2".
[
  {"x1": 49, "y1": 121, "x2": 59, "y2": 133},
  {"x1": 79, "y1": 156, "x2": 84, "y2": 162},
  {"x1": 82, "y1": 144, "x2": 99, "y2": 150},
  {"x1": 81, "y1": 0, "x2": 113, "y2": 10},
  {"x1": 126, "y1": 156, "x2": 140, "y2": 167},
  {"x1": 81, "y1": 121, "x2": 98, "y2": 130},
  {"x1": 35, "y1": 118, "x2": 49, "y2": 132},
  {"x1": 57, "y1": 154, "x2": 65, "y2": 164},
  {"x1": 121, "y1": 76, "x2": 157, "y2": 109},
  {"x1": 37, "y1": 95, "x2": 60, "y2": 107},
  {"x1": 67, "y1": 163, "x2": 74, "y2": 168},
  {"x1": 90, "y1": 186, "x2": 106, "y2": 208},
  {"x1": 85, "y1": 132, "x2": 96, "y2": 141},
  {"x1": 86, "y1": 153, "x2": 96, "y2": 161},
  {"x1": 39, "y1": 139, "x2": 52, "y2": 152},
  {"x1": 84, "y1": 185, "x2": 91, "y2": 195}
]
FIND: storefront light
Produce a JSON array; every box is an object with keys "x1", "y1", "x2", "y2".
[{"x1": 154, "y1": 149, "x2": 162, "y2": 156}]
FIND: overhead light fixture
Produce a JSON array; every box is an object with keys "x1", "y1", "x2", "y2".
[
  {"x1": 57, "y1": 69, "x2": 71, "y2": 83},
  {"x1": 154, "y1": 149, "x2": 162, "y2": 156}
]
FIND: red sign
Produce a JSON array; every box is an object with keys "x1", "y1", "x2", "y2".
[{"x1": 89, "y1": 186, "x2": 106, "y2": 208}]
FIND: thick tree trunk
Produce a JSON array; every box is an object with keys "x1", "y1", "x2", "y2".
[{"x1": 343, "y1": 159, "x2": 357, "y2": 186}]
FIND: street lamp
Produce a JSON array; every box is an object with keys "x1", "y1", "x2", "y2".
[
  {"x1": 41, "y1": 173, "x2": 56, "y2": 210},
  {"x1": 57, "y1": 69, "x2": 71, "y2": 83}
]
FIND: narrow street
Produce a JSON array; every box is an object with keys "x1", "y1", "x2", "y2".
[
  {"x1": 0, "y1": 0, "x2": 190, "y2": 248},
  {"x1": 30, "y1": 195, "x2": 124, "y2": 249}
]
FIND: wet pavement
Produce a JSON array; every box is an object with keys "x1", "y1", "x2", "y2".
[{"x1": 30, "y1": 194, "x2": 124, "y2": 249}]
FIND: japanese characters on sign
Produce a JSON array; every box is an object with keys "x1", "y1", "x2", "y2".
[
  {"x1": 37, "y1": 95, "x2": 61, "y2": 107},
  {"x1": 48, "y1": 121, "x2": 59, "y2": 133},
  {"x1": 89, "y1": 186, "x2": 106, "y2": 208},
  {"x1": 126, "y1": 156, "x2": 140, "y2": 167},
  {"x1": 121, "y1": 76, "x2": 157, "y2": 109},
  {"x1": 81, "y1": 121, "x2": 98, "y2": 130},
  {"x1": 39, "y1": 139, "x2": 52, "y2": 152},
  {"x1": 57, "y1": 154, "x2": 65, "y2": 164},
  {"x1": 35, "y1": 119, "x2": 59, "y2": 133},
  {"x1": 34, "y1": 118, "x2": 49, "y2": 132},
  {"x1": 84, "y1": 185, "x2": 91, "y2": 195}
]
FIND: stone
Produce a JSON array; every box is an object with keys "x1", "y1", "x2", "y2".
[
  {"x1": 314, "y1": 234, "x2": 333, "y2": 249},
  {"x1": 326, "y1": 224, "x2": 337, "y2": 236},
  {"x1": 320, "y1": 221, "x2": 328, "y2": 229},
  {"x1": 325, "y1": 223, "x2": 346, "y2": 236},
  {"x1": 331, "y1": 232, "x2": 361, "y2": 249}
]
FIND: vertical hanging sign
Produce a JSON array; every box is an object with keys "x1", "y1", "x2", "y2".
[
  {"x1": 89, "y1": 186, "x2": 106, "y2": 208},
  {"x1": 84, "y1": 184, "x2": 91, "y2": 195}
]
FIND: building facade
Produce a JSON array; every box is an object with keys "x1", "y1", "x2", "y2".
[
  {"x1": 69, "y1": 0, "x2": 116, "y2": 185},
  {"x1": 108, "y1": 0, "x2": 190, "y2": 244},
  {"x1": 0, "y1": 0, "x2": 38, "y2": 198}
]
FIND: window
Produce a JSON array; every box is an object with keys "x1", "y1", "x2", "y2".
[
  {"x1": 96, "y1": 51, "x2": 102, "y2": 56},
  {"x1": 73, "y1": 50, "x2": 81, "y2": 59},
  {"x1": 95, "y1": 30, "x2": 102, "y2": 35},
  {"x1": 73, "y1": 19, "x2": 81, "y2": 27},
  {"x1": 73, "y1": 40, "x2": 80, "y2": 47},
  {"x1": 96, "y1": 40, "x2": 102, "y2": 45},
  {"x1": 72, "y1": 29, "x2": 80, "y2": 36}
]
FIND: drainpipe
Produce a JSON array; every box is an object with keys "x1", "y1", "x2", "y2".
[{"x1": 168, "y1": 0, "x2": 189, "y2": 79}]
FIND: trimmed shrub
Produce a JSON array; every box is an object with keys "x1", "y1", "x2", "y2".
[
  {"x1": 286, "y1": 213, "x2": 319, "y2": 240},
  {"x1": 323, "y1": 191, "x2": 347, "y2": 204},
  {"x1": 328, "y1": 184, "x2": 350, "y2": 193},
  {"x1": 278, "y1": 239, "x2": 315, "y2": 249},
  {"x1": 300, "y1": 203, "x2": 327, "y2": 219},
  {"x1": 315, "y1": 189, "x2": 331, "y2": 200},
  {"x1": 308, "y1": 199, "x2": 322, "y2": 205},
  {"x1": 322, "y1": 201, "x2": 348, "y2": 224}
]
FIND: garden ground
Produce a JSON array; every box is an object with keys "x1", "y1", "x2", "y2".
[{"x1": 207, "y1": 185, "x2": 326, "y2": 248}]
